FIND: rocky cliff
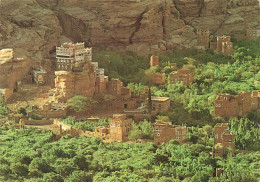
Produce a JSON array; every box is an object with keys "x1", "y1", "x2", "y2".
[{"x1": 0, "y1": 0, "x2": 259, "y2": 88}]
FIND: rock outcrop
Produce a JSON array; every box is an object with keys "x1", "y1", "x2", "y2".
[
  {"x1": 0, "y1": 0, "x2": 259, "y2": 88},
  {"x1": 53, "y1": 62, "x2": 96, "y2": 102}
]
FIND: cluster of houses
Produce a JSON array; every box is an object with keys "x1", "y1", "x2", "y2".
[
  {"x1": 214, "y1": 91, "x2": 260, "y2": 118},
  {"x1": 83, "y1": 113, "x2": 187, "y2": 145},
  {"x1": 0, "y1": 27, "x2": 259, "y2": 153},
  {"x1": 149, "y1": 55, "x2": 195, "y2": 87}
]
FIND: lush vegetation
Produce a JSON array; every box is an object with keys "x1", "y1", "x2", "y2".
[
  {"x1": 1, "y1": 38, "x2": 260, "y2": 181},
  {"x1": 93, "y1": 50, "x2": 149, "y2": 84},
  {"x1": 61, "y1": 117, "x2": 109, "y2": 132},
  {"x1": 229, "y1": 117, "x2": 260, "y2": 151},
  {"x1": 123, "y1": 39, "x2": 260, "y2": 126},
  {"x1": 0, "y1": 127, "x2": 259, "y2": 182},
  {"x1": 67, "y1": 95, "x2": 96, "y2": 112},
  {"x1": 128, "y1": 120, "x2": 154, "y2": 140},
  {"x1": 0, "y1": 98, "x2": 9, "y2": 116}
]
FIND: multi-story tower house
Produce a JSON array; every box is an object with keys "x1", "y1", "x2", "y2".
[
  {"x1": 197, "y1": 29, "x2": 210, "y2": 49},
  {"x1": 213, "y1": 123, "x2": 229, "y2": 144},
  {"x1": 109, "y1": 114, "x2": 132, "y2": 142},
  {"x1": 212, "y1": 123, "x2": 235, "y2": 157},
  {"x1": 216, "y1": 36, "x2": 234, "y2": 55},
  {"x1": 169, "y1": 69, "x2": 194, "y2": 87},
  {"x1": 56, "y1": 42, "x2": 92, "y2": 71},
  {"x1": 214, "y1": 94, "x2": 239, "y2": 118},
  {"x1": 154, "y1": 120, "x2": 186, "y2": 145},
  {"x1": 108, "y1": 79, "x2": 123, "y2": 96}
]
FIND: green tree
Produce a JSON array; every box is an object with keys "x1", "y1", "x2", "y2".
[
  {"x1": 29, "y1": 157, "x2": 52, "y2": 173},
  {"x1": 11, "y1": 162, "x2": 28, "y2": 177},
  {"x1": 42, "y1": 172, "x2": 63, "y2": 182},
  {"x1": 67, "y1": 95, "x2": 94, "y2": 112},
  {"x1": 65, "y1": 171, "x2": 91, "y2": 182},
  {"x1": 128, "y1": 120, "x2": 154, "y2": 140}
]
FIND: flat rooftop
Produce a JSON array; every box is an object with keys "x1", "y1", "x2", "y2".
[{"x1": 151, "y1": 97, "x2": 170, "y2": 102}]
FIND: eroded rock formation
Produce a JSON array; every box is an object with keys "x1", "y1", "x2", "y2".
[{"x1": 0, "y1": 0, "x2": 259, "y2": 88}]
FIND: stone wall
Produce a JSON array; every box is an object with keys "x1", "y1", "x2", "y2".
[
  {"x1": 30, "y1": 109, "x2": 67, "y2": 119},
  {"x1": 20, "y1": 119, "x2": 53, "y2": 125}
]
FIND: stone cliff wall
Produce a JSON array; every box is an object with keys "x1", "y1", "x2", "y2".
[
  {"x1": 0, "y1": 0, "x2": 259, "y2": 88},
  {"x1": 0, "y1": 49, "x2": 32, "y2": 89}
]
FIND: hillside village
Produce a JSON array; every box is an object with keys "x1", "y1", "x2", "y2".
[
  {"x1": 0, "y1": 27, "x2": 259, "y2": 181},
  {"x1": 0, "y1": 29, "x2": 259, "y2": 145}
]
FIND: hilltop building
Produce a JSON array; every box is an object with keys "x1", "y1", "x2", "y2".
[
  {"x1": 154, "y1": 120, "x2": 186, "y2": 145},
  {"x1": 197, "y1": 29, "x2": 210, "y2": 50},
  {"x1": 216, "y1": 36, "x2": 234, "y2": 55},
  {"x1": 196, "y1": 29, "x2": 234, "y2": 55},
  {"x1": 212, "y1": 123, "x2": 235, "y2": 157},
  {"x1": 56, "y1": 42, "x2": 92, "y2": 71},
  {"x1": 214, "y1": 91, "x2": 260, "y2": 118}
]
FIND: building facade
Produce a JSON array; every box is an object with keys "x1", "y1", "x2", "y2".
[
  {"x1": 197, "y1": 29, "x2": 210, "y2": 49},
  {"x1": 212, "y1": 123, "x2": 235, "y2": 157},
  {"x1": 216, "y1": 36, "x2": 234, "y2": 55},
  {"x1": 94, "y1": 126, "x2": 110, "y2": 140},
  {"x1": 169, "y1": 69, "x2": 194, "y2": 87},
  {"x1": 33, "y1": 68, "x2": 47, "y2": 86},
  {"x1": 150, "y1": 73, "x2": 166, "y2": 85},
  {"x1": 214, "y1": 91, "x2": 260, "y2": 118},
  {"x1": 109, "y1": 114, "x2": 132, "y2": 142},
  {"x1": 154, "y1": 120, "x2": 186, "y2": 145},
  {"x1": 145, "y1": 97, "x2": 170, "y2": 112},
  {"x1": 56, "y1": 42, "x2": 92, "y2": 71}
]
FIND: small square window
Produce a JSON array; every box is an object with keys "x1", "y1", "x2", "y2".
[{"x1": 157, "y1": 133, "x2": 160, "y2": 136}]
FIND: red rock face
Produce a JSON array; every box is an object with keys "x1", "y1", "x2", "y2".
[
  {"x1": 53, "y1": 62, "x2": 96, "y2": 102},
  {"x1": 0, "y1": 49, "x2": 32, "y2": 89},
  {"x1": 0, "y1": 0, "x2": 259, "y2": 88}
]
